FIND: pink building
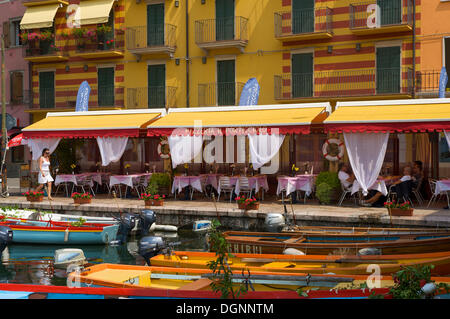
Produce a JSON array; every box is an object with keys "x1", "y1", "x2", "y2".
[{"x1": 0, "y1": 0, "x2": 30, "y2": 178}]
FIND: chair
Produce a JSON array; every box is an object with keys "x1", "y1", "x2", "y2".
[
  {"x1": 427, "y1": 179, "x2": 449, "y2": 208},
  {"x1": 337, "y1": 182, "x2": 358, "y2": 206},
  {"x1": 411, "y1": 178, "x2": 424, "y2": 206},
  {"x1": 132, "y1": 175, "x2": 148, "y2": 198},
  {"x1": 74, "y1": 176, "x2": 95, "y2": 197},
  {"x1": 53, "y1": 179, "x2": 74, "y2": 198},
  {"x1": 387, "y1": 184, "x2": 397, "y2": 202},
  {"x1": 217, "y1": 176, "x2": 235, "y2": 202},
  {"x1": 237, "y1": 177, "x2": 253, "y2": 199}
]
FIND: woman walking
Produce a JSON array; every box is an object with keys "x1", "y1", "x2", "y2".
[{"x1": 35, "y1": 148, "x2": 54, "y2": 200}]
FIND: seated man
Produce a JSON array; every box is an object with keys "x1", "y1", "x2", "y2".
[
  {"x1": 390, "y1": 166, "x2": 413, "y2": 203},
  {"x1": 412, "y1": 160, "x2": 424, "y2": 189},
  {"x1": 360, "y1": 187, "x2": 387, "y2": 208},
  {"x1": 338, "y1": 163, "x2": 355, "y2": 189}
]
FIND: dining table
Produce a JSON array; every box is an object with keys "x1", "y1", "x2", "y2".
[
  {"x1": 214, "y1": 175, "x2": 268, "y2": 197},
  {"x1": 171, "y1": 175, "x2": 206, "y2": 200},
  {"x1": 109, "y1": 173, "x2": 153, "y2": 198},
  {"x1": 276, "y1": 174, "x2": 315, "y2": 203},
  {"x1": 433, "y1": 179, "x2": 450, "y2": 207}
]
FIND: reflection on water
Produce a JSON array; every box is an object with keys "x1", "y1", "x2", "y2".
[{"x1": 0, "y1": 231, "x2": 208, "y2": 287}]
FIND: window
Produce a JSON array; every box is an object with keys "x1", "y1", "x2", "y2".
[
  {"x1": 11, "y1": 145, "x2": 25, "y2": 163},
  {"x1": 217, "y1": 59, "x2": 236, "y2": 105},
  {"x1": 292, "y1": 0, "x2": 314, "y2": 34},
  {"x1": 10, "y1": 71, "x2": 24, "y2": 105},
  {"x1": 378, "y1": 0, "x2": 402, "y2": 26},
  {"x1": 148, "y1": 64, "x2": 166, "y2": 108},
  {"x1": 97, "y1": 67, "x2": 115, "y2": 106},
  {"x1": 39, "y1": 71, "x2": 55, "y2": 108},
  {"x1": 376, "y1": 46, "x2": 401, "y2": 94},
  {"x1": 147, "y1": 3, "x2": 164, "y2": 46},
  {"x1": 291, "y1": 52, "x2": 313, "y2": 98},
  {"x1": 10, "y1": 20, "x2": 22, "y2": 47},
  {"x1": 216, "y1": 0, "x2": 235, "y2": 41}
]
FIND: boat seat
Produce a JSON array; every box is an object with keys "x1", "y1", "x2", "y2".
[{"x1": 179, "y1": 278, "x2": 213, "y2": 291}]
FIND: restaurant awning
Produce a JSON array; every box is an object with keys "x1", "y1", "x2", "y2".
[
  {"x1": 20, "y1": 3, "x2": 60, "y2": 30},
  {"x1": 147, "y1": 104, "x2": 331, "y2": 136},
  {"x1": 22, "y1": 109, "x2": 165, "y2": 139},
  {"x1": 78, "y1": 0, "x2": 115, "y2": 26},
  {"x1": 324, "y1": 99, "x2": 450, "y2": 133}
]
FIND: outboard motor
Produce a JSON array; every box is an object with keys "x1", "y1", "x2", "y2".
[
  {"x1": 0, "y1": 226, "x2": 13, "y2": 255},
  {"x1": 138, "y1": 236, "x2": 166, "y2": 265},
  {"x1": 116, "y1": 213, "x2": 136, "y2": 244},
  {"x1": 264, "y1": 213, "x2": 286, "y2": 232},
  {"x1": 138, "y1": 210, "x2": 157, "y2": 236}
]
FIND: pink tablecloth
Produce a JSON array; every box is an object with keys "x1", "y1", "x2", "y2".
[
  {"x1": 277, "y1": 175, "x2": 313, "y2": 196},
  {"x1": 233, "y1": 176, "x2": 269, "y2": 195},
  {"x1": 171, "y1": 176, "x2": 205, "y2": 194},
  {"x1": 199, "y1": 174, "x2": 223, "y2": 190},
  {"x1": 435, "y1": 180, "x2": 450, "y2": 195},
  {"x1": 54, "y1": 174, "x2": 78, "y2": 186},
  {"x1": 109, "y1": 173, "x2": 152, "y2": 188}
]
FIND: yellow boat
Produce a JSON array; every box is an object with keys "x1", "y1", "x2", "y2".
[{"x1": 149, "y1": 250, "x2": 450, "y2": 276}]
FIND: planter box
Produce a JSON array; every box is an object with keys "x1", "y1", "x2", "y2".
[
  {"x1": 145, "y1": 199, "x2": 164, "y2": 207},
  {"x1": 238, "y1": 202, "x2": 260, "y2": 211},
  {"x1": 388, "y1": 208, "x2": 414, "y2": 217},
  {"x1": 73, "y1": 198, "x2": 92, "y2": 205},
  {"x1": 26, "y1": 195, "x2": 44, "y2": 202}
]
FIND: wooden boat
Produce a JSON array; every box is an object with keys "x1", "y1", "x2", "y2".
[
  {"x1": 282, "y1": 225, "x2": 450, "y2": 235},
  {"x1": 223, "y1": 231, "x2": 450, "y2": 255},
  {"x1": 150, "y1": 250, "x2": 450, "y2": 276},
  {"x1": 68, "y1": 263, "x2": 450, "y2": 291},
  {"x1": 0, "y1": 219, "x2": 119, "y2": 245}
]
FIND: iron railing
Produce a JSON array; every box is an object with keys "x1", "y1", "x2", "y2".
[
  {"x1": 30, "y1": 86, "x2": 124, "y2": 109},
  {"x1": 415, "y1": 70, "x2": 450, "y2": 95},
  {"x1": 349, "y1": 0, "x2": 413, "y2": 29},
  {"x1": 274, "y1": 67, "x2": 413, "y2": 99},
  {"x1": 23, "y1": 37, "x2": 67, "y2": 58},
  {"x1": 75, "y1": 29, "x2": 125, "y2": 54},
  {"x1": 274, "y1": 7, "x2": 333, "y2": 37},
  {"x1": 198, "y1": 82, "x2": 244, "y2": 106},
  {"x1": 10, "y1": 89, "x2": 32, "y2": 106},
  {"x1": 126, "y1": 86, "x2": 177, "y2": 109},
  {"x1": 126, "y1": 24, "x2": 177, "y2": 50},
  {"x1": 195, "y1": 16, "x2": 248, "y2": 44}
]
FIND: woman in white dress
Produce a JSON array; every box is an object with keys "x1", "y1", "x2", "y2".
[{"x1": 35, "y1": 148, "x2": 54, "y2": 200}]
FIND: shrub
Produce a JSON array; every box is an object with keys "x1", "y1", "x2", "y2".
[
  {"x1": 315, "y1": 171, "x2": 340, "y2": 190},
  {"x1": 149, "y1": 173, "x2": 171, "y2": 188},
  {"x1": 315, "y1": 183, "x2": 333, "y2": 205}
]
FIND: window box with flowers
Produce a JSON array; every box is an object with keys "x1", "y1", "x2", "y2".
[
  {"x1": 235, "y1": 196, "x2": 259, "y2": 211},
  {"x1": 23, "y1": 191, "x2": 45, "y2": 202},
  {"x1": 384, "y1": 200, "x2": 414, "y2": 216},
  {"x1": 141, "y1": 193, "x2": 165, "y2": 206},
  {"x1": 72, "y1": 192, "x2": 93, "y2": 205}
]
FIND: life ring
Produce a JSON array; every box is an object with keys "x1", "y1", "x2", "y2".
[
  {"x1": 322, "y1": 138, "x2": 345, "y2": 162},
  {"x1": 157, "y1": 140, "x2": 170, "y2": 159}
]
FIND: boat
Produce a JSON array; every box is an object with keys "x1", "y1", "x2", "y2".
[
  {"x1": 282, "y1": 225, "x2": 450, "y2": 235},
  {"x1": 223, "y1": 231, "x2": 450, "y2": 255},
  {"x1": 0, "y1": 219, "x2": 120, "y2": 245},
  {"x1": 149, "y1": 250, "x2": 450, "y2": 275}
]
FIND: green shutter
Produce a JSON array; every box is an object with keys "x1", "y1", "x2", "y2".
[
  {"x1": 147, "y1": 4, "x2": 164, "y2": 46},
  {"x1": 216, "y1": 0, "x2": 234, "y2": 41},
  {"x1": 378, "y1": 0, "x2": 402, "y2": 26},
  {"x1": 39, "y1": 71, "x2": 54, "y2": 108},
  {"x1": 148, "y1": 64, "x2": 166, "y2": 108},
  {"x1": 98, "y1": 67, "x2": 115, "y2": 106},
  {"x1": 376, "y1": 46, "x2": 401, "y2": 94},
  {"x1": 217, "y1": 60, "x2": 235, "y2": 106},
  {"x1": 292, "y1": 0, "x2": 314, "y2": 34},
  {"x1": 292, "y1": 53, "x2": 313, "y2": 98}
]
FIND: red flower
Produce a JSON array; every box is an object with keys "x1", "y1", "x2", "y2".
[{"x1": 420, "y1": 279, "x2": 427, "y2": 288}]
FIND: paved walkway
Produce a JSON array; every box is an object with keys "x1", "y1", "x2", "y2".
[{"x1": 0, "y1": 194, "x2": 449, "y2": 228}]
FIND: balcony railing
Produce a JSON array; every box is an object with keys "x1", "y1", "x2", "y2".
[
  {"x1": 198, "y1": 82, "x2": 244, "y2": 107},
  {"x1": 195, "y1": 17, "x2": 248, "y2": 52},
  {"x1": 126, "y1": 24, "x2": 177, "y2": 55},
  {"x1": 274, "y1": 67, "x2": 413, "y2": 100},
  {"x1": 75, "y1": 29, "x2": 125, "y2": 56},
  {"x1": 126, "y1": 86, "x2": 177, "y2": 109},
  {"x1": 416, "y1": 70, "x2": 450, "y2": 96},
  {"x1": 350, "y1": 0, "x2": 413, "y2": 31},
  {"x1": 23, "y1": 38, "x2": 68, "y2": 61},
  {"x1": 10, "y1": 90, "x2": 32, "y2": 106},
  {"x1": 30, "y1": 86, "x2": 124, "y2": 109},
  {"x1": 274, "y1": 7, "x2": 333, "y2": 39}
]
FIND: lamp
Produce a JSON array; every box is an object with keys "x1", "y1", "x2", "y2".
[
  {"x1": 65, "y1": 65, "x2": 70, "y2": 72},
  {"x1": 175, "y1": 58, "x2": 180, "y2": 65},
  {"x1": 202, "y1": 56, "x2": 207, "y2": 64},
  {"x1": 201, "y1": 0, "x2": 206, "y2": 4},
  {"x1": 356, "y1": 43, "x2": 361, "y2": 52},
  {"x1": 83, "y1": 64, "x2": 88, "y2": 72},
  {"x1": 327, "y1": 46, "x2": 332, "y2": 54},
  {"x1": 175, "y1": 0, "x2": 179, "y2": 7}
]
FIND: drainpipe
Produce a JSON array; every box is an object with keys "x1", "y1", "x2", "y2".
[
  {"x1": 185, "y1": 0, "x2": 190, "y2": 108},
  {"x1": 412, "y1": 0, "x2": 416, "y2": 98}
]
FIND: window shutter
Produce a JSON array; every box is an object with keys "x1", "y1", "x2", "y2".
[
  {"x1": 11, "y1": 72, "x2": 24, "y2": 104},
  {"x1": 2, "y1": 21, "x2": 10, "y2": 48}
]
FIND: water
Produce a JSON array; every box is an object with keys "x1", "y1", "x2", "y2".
[{"x1": 0, "y1": 231, "x2": 209, "y2": 287}]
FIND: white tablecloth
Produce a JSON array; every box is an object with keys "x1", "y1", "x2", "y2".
[
  {"x1": 54, "y1": 174, "x2": 78, "y2": 186},
  {"x1": 277, "y1": 175, "x2": 314, "y2": 197},
  {"x1": 435, "y1": 180, "x2": 450, "y2": 195},
  {"x1": 109, "y1": 173, "x2": 152, "y2": 188},
  {"x1": 351, "y1": 179, "x2": 388, "y2": 196},
  {"x1": 171, "y1": 176, "x2": 205, "y2": 194}
]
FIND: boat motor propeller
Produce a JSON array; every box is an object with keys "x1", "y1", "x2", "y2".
[
  {"x1": 138, "y1": 236, "x2": 166, "y2": 265},
  {"x1": 138, "y1": 210, "x2": 157, "y2": 236},
  {"x1": 0, "y1": 226, "x2": 13, "y2": 254}
]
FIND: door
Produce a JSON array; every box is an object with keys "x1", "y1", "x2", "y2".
[
  {"x1": 292, "y1": 53, "x2": 313, "y2": 98},
  {"x1": 378, "y1": 0, "x2": 402, "y2": 26},
  {"x1": 39, "y1": 71, "x2": 54, "y2": 108},
  {"x1": 148, "y1": 64, "x2": 166, "y2": 108},
  {"x1": 216, "y1": 0, "x2": 234, "y2": 41},
  {"x1": 376, "y1": 46, "x2": 401, "y2": 94},
  {"x1": 217, "y1": 60, "x2": 235, "y2": 106},
  {"x1": 292, "y1": 0, "x2": 314, "y2": 34},
  {"x1": 98, "y1": 67, "x2": 115, "y2": 106},
  {"x1": 147, "y1": 3, "x2": 164, "y2": 46}
]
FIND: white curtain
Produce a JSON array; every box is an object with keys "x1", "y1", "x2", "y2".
[
  {"x1": 343, "y1": 132, "x2": 390, "y2": 196},
  {"x1": 27, "y1": 137, "x2": 61, "y2": 160},
  {"x1": 445, "y1": 130, "x2": 450, "y2": 148},
  {"x1": 168, "y1": 135, "x2": 203, "y2": 168},
  {"x1": 248, "y1": 134, "x2": 285, "y2": 169},
  {"x1": 96, "y1": 137, "x2": 129, "y2": 166}
]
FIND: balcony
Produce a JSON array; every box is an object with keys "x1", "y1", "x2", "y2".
[
  {"x1": 23, "y1": 38, "x2": 68, "y2": 63},
  {"x1": 416, "y1": 70, "x2": 450, "y2": 98},
  {"x1": 126, "y1": 24, "x2": 177, "y2": 59},
  {"x1": 349, "y1": 0, "x2": 413, "y2": 35},
  {"x1": 195, "y1": 17, "x2": 248, "y2": 54},
  {"x1": 198, "y1": 82, "x2": 244, "y2": 106},
  {"x1": 22, "y1": 0, "x2": 68, "y2": 6},
  {"x1": 74, "y1": 29, "x2": 125, "y2": 59},
  {"x1": 29, "y1": 86, "x2": 124, "y2": 110},
  {"x1": 274, "y1": 67, "x2": 413, "y2": 101},
  {"x1": 274, "y1": 7, "x2": 333, "y2": 42},
  {"x1": 126, "y1": 86, "x2": 177, "y2": 109},
  {"x1": 11, "y1": 90, "x2": 32, "y2": 107}
]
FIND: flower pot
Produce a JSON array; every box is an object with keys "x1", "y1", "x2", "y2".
[
  {"x1": 238, "y1": 202, "x2": 259, "y2": 211},
  {"x1": 73, "y1": 198, "x2": 92, "y2": 205},
  {"x1": 144, "y1": 199, "x2": 164, "y2": 207},
  {"x1": 27, "y1": 195, "x2": 44, "y2": 202},
  {"x1": 388, "y1": 208, "x2": 414, "y2": 217}
]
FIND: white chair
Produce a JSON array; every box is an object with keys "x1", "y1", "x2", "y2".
[
  {"x1": 427, "y1": 179, "x2": 449, "y2": 208},
  {"x1": 217, "y1": 176, "x2": 235, "y2": 202},
  {"x1": 237, "y1": 177, "x2": 253, "y2": 199},
  {"x1": 74, "y1": 176, "x2": 95, "y2": 197},
  {"x1": 338, "y1": 182, "x2": 358, "y2": 206},
  {"x1": 411, "y1": 178, "x2": 424, "y2": 206},
  {"x1": 132, "y1": 175, "x2": 148, "y2": 198}
]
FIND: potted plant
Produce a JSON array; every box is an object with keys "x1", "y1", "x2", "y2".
[
  {"x1": 235, "y1": 196, "x2": 259, "y2": 211},
  {"x1": 124, "y1": 163, "x2": 131, "y2": 175},
  {"x1": 23, "y1": 191, "x2": 44, "y2": 202},
  {"x1": 141, "y1": 187, "x2": 165, "y2": 206},
  {"x1": 71, "y1": 192, "x2": 92, "y2": 205},
  {"x1": 72, "y1": 28, "x2": 87, "y2": 50},
  {"x1": 384, "y1": 200, "x2": 414, "y2": 216},
  {"x1": 291, "y1": 164, "x2": 300, "y2": 177},
  {"x1": 149, "y1": 173, "x2": 171, "y2": 196},
  {"x1": 315, "y1": 171, "x2": 341, "y2": 205}
]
